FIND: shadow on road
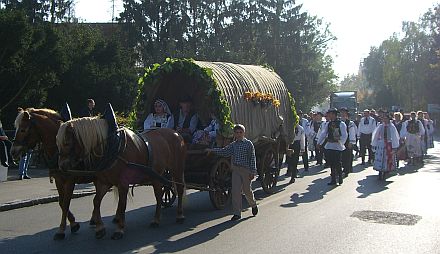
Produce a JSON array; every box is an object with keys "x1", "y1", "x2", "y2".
[
  {"x1": 356, "y1": 175, "x2": 392, "y2": 198},
  {"x1": 0, "y1": 190, "x2": 245, "y2": 253},
  {"x1": 279, "y1": 176, "x2": 334, "y2": 208}
]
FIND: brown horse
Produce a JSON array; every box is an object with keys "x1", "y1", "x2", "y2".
[
  {"x1": 10, "y1": 108, "x2": 99, "y2": 240},
  {"x1": 56, "y1": 118, "x2": 187, "y2": 240}
]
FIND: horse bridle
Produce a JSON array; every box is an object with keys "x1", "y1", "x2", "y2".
[{"x1": 12, "y1": 116, "x2": 38, "y2": 148}]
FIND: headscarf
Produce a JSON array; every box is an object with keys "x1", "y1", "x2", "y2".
[{"x1": 154, "y1": 99, "x2": 171, "y2": 115}]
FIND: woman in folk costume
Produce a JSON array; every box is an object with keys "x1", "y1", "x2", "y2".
[
  {"x1": 400, "y1": 112, "x2": 425, "y2": 165},
  {"x1": 423, "y1": 112, "x2": 435, "y2": 149},
  {"x1": 143, "y1": 99, "x2": 172, "y2": 130},
  {"x1": 417, "y1": 111, "x2": 429, "y2": 156},
  {"x1": 371, "y1": 112, "x2": 400, "y2": 180}
]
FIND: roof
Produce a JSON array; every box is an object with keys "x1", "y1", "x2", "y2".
[{"x1": 194, "y1": 61, "x2": 295, "y2": 142}]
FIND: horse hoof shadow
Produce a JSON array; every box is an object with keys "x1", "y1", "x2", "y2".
[
  {"x1": 176, "y1": 217, "x2": 185, "y2": 224},
  {"x1": 149, "y1": 222, "x2": 160, "y2": 228},
  {"x1": 53, "y1": 232, "x2": 65, "y2": 241},
  {"x1": 70, "y1": 223, "x2": 80, "y2": 233},
  {"x1": 89, "y1": 220, "x2": 96, "y2": 226},
  {"x1": 95, "y1": 228, "x2": 106, "y2": 239},
  {"x1": 111, "y1": 232, "x2": 124, "y2": 240}
]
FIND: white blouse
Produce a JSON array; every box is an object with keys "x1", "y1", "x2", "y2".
[{"x1": 143, "y1": 113, "x2": 171, "y2": 130}]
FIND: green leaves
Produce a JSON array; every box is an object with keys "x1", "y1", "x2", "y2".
[
  {"x1": 134, "y1": 58, "x2": 234, "y2": 136},
  {"x1": 360, "y1": 4, "x2": 440, "y2": 110}
]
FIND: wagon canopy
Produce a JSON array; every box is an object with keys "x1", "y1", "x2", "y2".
[{"x1": 135, "y1": 58, "x2": 298, "y2": 143}]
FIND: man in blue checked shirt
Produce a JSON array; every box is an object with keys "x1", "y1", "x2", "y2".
[{"x1": 206, "y1": 124, "x2": 258, "y2": 221}]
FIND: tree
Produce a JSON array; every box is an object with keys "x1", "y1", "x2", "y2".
[{"x1": 0, "y1": 9, "x2": 65, "y2": 127}]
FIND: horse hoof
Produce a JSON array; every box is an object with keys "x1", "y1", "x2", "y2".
[
  {"x1": 53, "y1": 232, "x2": 65, "y2": 241},
  {"x1": 149, "y1": 222, "x2": 159, "y2": 228},
  {"x1": 111, "y1": 232, "x2": 124, "y2": 240},
  {"x1": 176, "y1": 217, "x2": 185, "y2": 224},
  {"x1": 71, "y1": 223, "x2": 80, "y2": 233},
  {"x1": 95, "y1": 228, "x2": 106, "y2": 239},
  {"x1": 112, "y1": 217, "x2": 119, "y2": 224},
  {"x1": 89, "y1": 219, "x2": 96, "y2": 226}
]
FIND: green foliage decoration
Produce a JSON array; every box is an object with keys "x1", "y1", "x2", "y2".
[
  {"x1": 133, "y1": 58, "x2": 234, "y2": 136},
  {"x1": 288, "y1": 91, "x2": 299, "y2": 129}
]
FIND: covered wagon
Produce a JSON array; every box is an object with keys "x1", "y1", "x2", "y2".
[{"x1": 134, "y1": 58, "x2": 298, "y2": 208}]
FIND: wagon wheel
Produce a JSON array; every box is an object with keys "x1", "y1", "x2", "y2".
[
  {"x1": 161, "y1": 170, "x2": 176, "y2": 208},
  {"x1": 259, "y1": 147, "x2": 279, "y2": 194},
  {"x1": 209, "y1": 158, "x2": 232, "y2": 210}
]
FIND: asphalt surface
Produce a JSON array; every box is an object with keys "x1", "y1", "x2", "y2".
[{"x1": 1, "y1": 143, "x2": 440, "y2": 254}]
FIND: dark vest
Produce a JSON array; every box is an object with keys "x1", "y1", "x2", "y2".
[
  {"x1": 173, "y1": 110, "x2": 197, "y2": 130},
  {"x1": 344, "y1": 119, "x2": 351, "y2": 146},
  {"x1": 407, "y1": 120, "x2": 419, "y2": 134},
  {"x1": 327, "y1": 119, "x2": 342, "y2": 142},
  {"x1": 313, "y1": 121, "x2": 321, "y2": 133},
  {"x1": 393, "y1": 120, "x2": 402, "y2": 133}
]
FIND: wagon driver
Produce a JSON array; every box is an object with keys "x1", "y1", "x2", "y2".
[{"x1": 206, "y1": 124, "x2": 259, "y2": 221}]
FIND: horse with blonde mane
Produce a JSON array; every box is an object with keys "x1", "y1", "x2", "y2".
[
  {"x1": 11, "y1": 107, "x2": 110, "y2": 240},
  {"x1": 56, "y1": 117, "x2": 187, "y2": 240}
]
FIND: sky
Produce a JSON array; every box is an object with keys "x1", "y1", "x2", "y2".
[{"x1": 75, "y1": 0, "x2": 439, "y2": 80}]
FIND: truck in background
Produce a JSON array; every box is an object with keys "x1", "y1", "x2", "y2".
[{"x1": 329, "y1": 91, "x2": 358, "y2": 117}]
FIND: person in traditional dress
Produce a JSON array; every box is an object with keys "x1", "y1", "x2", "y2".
[
  {"x1": 143, "y1": 99, "x2": 172, "y2": 130},
  {"x1": 370, "y1": 109, "x2": 379, "y2": 123},
  {"x1": 340, "y1": 108, "x2": 357, "y2": 177},
  {"x1": 310, "y1": 112, "x2": 325, "y2": 165},
  {"x1": 354, "y1": 113, "x2": 362, "y2": 158},
  {"x1": 287, "y1": 123, "x2": 306, "y2": 184},
  {"x1": 307, "y1": 112, "x2": 316, "y2": 160},
  {"x1": 317, "y1": 108, "x2": 347, "y2": 185},
  {"x1": 424, "y1": 112, "x2": 435, "y2": 150},
  {"x1": 417, "y1": 111, "x2": 430, "y2": 156},
  {"x1": 371, "y1": 112, "x2": 400, "y2": 180},
  {"x1": 320, "y1": 112, "x2": 331, "y2": 168},
  {"x1": 393, "y1": 112, "x2": 405, "y2": 168},
  {"x1": 297, "y1": 110, "x2": 310, "y2": 171},
  {"x1": 357, "y1": 109, "x2": 377, "y2": 165},
  {"x1": 400, "y1": 112, "x2": 425, "y2": 165},
  {"x1": 192, "y1": 113, "x2": 219, "y2": 146},
  {"x1": 169, "y1": 95, "x2": 200, "y2": 142}
]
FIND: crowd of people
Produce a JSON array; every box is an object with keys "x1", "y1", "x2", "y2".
[{"x1": 286, "y1": 108, "x2": 435, "y2": 183}]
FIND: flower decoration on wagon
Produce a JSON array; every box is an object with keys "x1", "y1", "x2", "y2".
[{"x1": 243, "y1": 91, "x2": 280, "y2": 108}]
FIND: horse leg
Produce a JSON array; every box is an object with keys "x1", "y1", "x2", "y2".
[
  {"x1": 175, "y1": 182, "x2": 185, "y2": 224},
  {"x1": 174, "y1": 152, "x2": 186, "y2": 224},
  {"x1": 94, "y1": 182, "x2": 110, "y2": 239},
  {"x1": 89, "y1": 181, "x2": 118, "y2": 226},
  {"x1": 53, "y1": 179, "x2": 75, "y2": 240},
  {"x1": 111, "y1": 185, "x2": 128, "y2": 240},
  {"x1": 150, "y1": 181, "x2": 163, "y2": 228},
  {"x1": 54, "y1": 176, "x2": 77, "y2": 227}
]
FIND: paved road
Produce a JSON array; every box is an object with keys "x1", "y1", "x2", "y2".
[{"x1": 1, "y1": 144, "x2": 440, "y2": 254}]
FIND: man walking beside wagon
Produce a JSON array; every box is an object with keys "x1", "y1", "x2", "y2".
[{"x1": 206, "y1": 124, "x2": 258, "y2": 221}]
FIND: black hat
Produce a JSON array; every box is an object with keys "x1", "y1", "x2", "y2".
[
  {"x1": 327, "y1": 108, "x2": 339, "y2": 114},
  {"x1": 339, "y1": 107, "x2": 349, "y2": 112}
]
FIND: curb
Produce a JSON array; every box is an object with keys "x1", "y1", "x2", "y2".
[{"x1": 0, "y1": 190, "x2": 96, "y2": 212}]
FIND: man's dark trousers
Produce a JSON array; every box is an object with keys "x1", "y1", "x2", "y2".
[{"x1": 359, "y1": 133, "x2": 373, "y2": 163}]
